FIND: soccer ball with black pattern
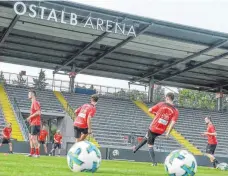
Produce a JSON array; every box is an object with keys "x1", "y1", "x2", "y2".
[
  {"x1": 164, "y1": 150, "x2": 197, "y2": 176},
  {"x1": 217, "y1": 163, "x2": 228, "y2": 171},
  {"x1": 67, "y1": 141, "x2": 101, "y2": 173}
]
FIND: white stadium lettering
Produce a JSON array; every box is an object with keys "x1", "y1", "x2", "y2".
[
  {"x1": 39, "y1": 6, "x2": 47, "y2": 20},
  {"x1": 47, "y1": 9, "x2": 57, "y2": 22},
  {"x1": 115, "y1": 23, "x2": 125, "y2": 35},
  {"x1": 28, "y1": 4, "x2": 37, "y2": 18},
  {"x1": 96, "y1": 18, "x2": 104, "y2": 31},
  {"x1": 13, "y1": 1, "x2": 136, "y2": 37},
  {"x1": 84, "y1": 17, "x2": 95, "y2": 29},
  {"x1": 106, "y1": 20, "x2": 114, "y2": 33},
  {"x1": 70, "y1": 13, "x2": 77, "y2": 26},
  {"x1": 61, "y1": 11, "x2": 67, "y2": 24},
  {"x1": 14, "y1": 1, "x2": 26, "y2": 16}
]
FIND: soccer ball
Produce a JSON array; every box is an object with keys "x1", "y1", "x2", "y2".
[
  {"x1": 217, "y1": 163, "x2": 228, "y2": 171},
  {"x1": 67, "y1": 141, "x2": 101, "y2": 173},
  {"x1": 164, "y1": 150, "x2": 197, "y2": 176}
]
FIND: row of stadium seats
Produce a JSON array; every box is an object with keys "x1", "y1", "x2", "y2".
[
  {"x1": 5, "y1": 85, "x2": 64, "y2": 113},
  {"x1": 3, "y1": 85, "x2": 227, "y2": 155},
  {"x1": 147, "y1": 103, "x2": 228, "y2": 156},
  {"x1": 176, "y1": 108, "x2": 228, "y2": 156},
  {"x1": 62, "y1": 92, "x2": 181, "y2": 152},
  {"x1": 0, "y1": 106, "x2": 5, "y2": 132}
]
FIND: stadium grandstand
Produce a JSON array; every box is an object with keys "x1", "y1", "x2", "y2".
[{"x1": 1, "y1": 0, "x2": 228, "y2": 167}]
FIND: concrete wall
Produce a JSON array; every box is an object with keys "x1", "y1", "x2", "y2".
[
  {"x1": 1, "y1": 141, "x2": 228, "y2": 167},
  {"x1": 65, "y1": 143, "x2": 228, "y2": 167},
  {"x1": 57, "y1": 115, "x2": 75, "y2": 148},
  {"x1": 107, "y1": 148, "x2": 228, "y2": 167},
  {"x1": 0, "y1": 141, "x2": 52, "y2": 155}
]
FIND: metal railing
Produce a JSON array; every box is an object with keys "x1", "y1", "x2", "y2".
[
  {"x1": 66, "y1": 103, "x2": 75, "y2": 121},
  {"x1": 1, "y1": 71, "x2": 148, "y2": 101},
  {"x1": 12, "y1": 97, "x2": 29, "y2": 141}
]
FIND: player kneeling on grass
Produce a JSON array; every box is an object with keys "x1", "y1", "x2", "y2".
[
  {"x1": 49, "y1": 130, "x2": 62, "y2": 156},
  {"x1": 0, "y1": 123, "x2": 13, "y2": 154},
  {"x1": 133, "y1": 92, "x2": 179, "y2": 166},
  {"x1": 74, "y1": 94, "x2": 98, "y2": 143},
  {"x1": 201, "y1": 117, "x2": 219, "y2": 168},
  {"x1": 38, "y1": 125, "x2": 48, "y2": 156}
]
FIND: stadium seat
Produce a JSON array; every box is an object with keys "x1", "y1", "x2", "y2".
[
  {"x1": 62, "y1": 92, "x2": 181, "y2": 151},
  {"x1": 0, "y1": 107, "x2": 6, "y2": 132},
  {"x1": 147, "y1": 103, "x2": 228, "y2": 157},
  {"x1": 5, "y1": 85, "x2": 64, "y2": 114}
]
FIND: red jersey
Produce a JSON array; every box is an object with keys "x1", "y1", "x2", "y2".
[
  {"x1": 207, "y1": 124, "x2": 218, "y2": 145},
  {"x1": 38, "y1": 129, "x2": 48, "y2": 141},
  {"x1": 74, "y1": 104, "x2": 96, "y2": 128},
  {"x1": 3, "y1": 127, "x2": 12, "y2": 139},
  {"x1": 30, "y1": 100, "x2": 41, "y2": 126},
  {"x1": 149, "y1": 102, "x2": 179, "y2": 135},
  {"x1": 54, "y1": 134, "x2": 62, "y2": 144}
]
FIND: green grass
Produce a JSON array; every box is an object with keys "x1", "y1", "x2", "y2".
[{"x1": 0, "y1": 154, "x2": 227, "y2": 176}]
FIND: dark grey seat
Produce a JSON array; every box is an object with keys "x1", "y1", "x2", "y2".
[
  {"x1": 0, "y1": 107, "x2": 5, "y2": 132},
  {"x1": 63, "y1": 92, "x2": 181, "y2": 151},
  {"x1": 5, "y1": 85, "x2": 64, "y2": 113}
]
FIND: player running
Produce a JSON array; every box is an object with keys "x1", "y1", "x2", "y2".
[
  {"x1": 38, "y1": 125, "x2": 48, "y2": 155},
  {"x1": 0, "y1": 123, "x2": 13, "y2": 154},
  {"x1": 27, "y1": 90, "x2": 41, "y2": 157},
  {"x1": 49, "y1": 130, "x2": 62, "y2": 156},
  {"x1": 201, "y1": 117, "x2": 219, "y2": 168},
  {"x1": 74, "y1": 94, "x2": 98, "y2": 143},
  {"x1": 133, "y1": 92, "x2": 179, "y2": 166}
]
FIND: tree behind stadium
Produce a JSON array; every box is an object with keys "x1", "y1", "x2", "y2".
[
  {"x1": 178, "y1": 89, "x2": 216, "y2": 110},
  {"x1": 0, "y1": 71, "x2": 6, "y2": 84},
  {"x1": 12, "y1": 71, "x2": 27, "y2": 87},
  {"x1": 33, "y1": 69, "x2": 48, "y2": 90}
]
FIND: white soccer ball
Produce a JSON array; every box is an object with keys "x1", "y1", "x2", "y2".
[
  {"x1": 67, "y1": 141, "x2": 101, "y2": 173},
  {"x1": 164, "y1": 150, "x2": 197, "y2": 176},
  {"x1": 217, "y1": 163, "x2": 228, "y2": 171}
]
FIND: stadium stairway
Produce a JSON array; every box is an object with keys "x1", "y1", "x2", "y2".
[
  {"x1": 53, "y1": 91, "x2": 100, "y2": 148},
  {"x1": 0, "y1": 84, "x2": 24, "y2": 141},
  {"x1": 133, "y1": 100, "x2": 202, "y2": 155}
]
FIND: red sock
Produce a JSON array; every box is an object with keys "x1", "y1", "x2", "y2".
[
  {"x1": 35, "y1": 148, "x2": 40, "y2": 155},
  {"x1": 30, "y1": 148, "x2": 35, "y2": 155}
]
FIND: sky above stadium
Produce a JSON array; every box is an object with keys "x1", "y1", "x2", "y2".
[{"x1": 1, "y1": 0, "x2": 228, "y2": 91}]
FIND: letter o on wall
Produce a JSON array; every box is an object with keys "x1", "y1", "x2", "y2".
[{"x1": 14, "y1": 1, "x2": 27, "y2": 15}]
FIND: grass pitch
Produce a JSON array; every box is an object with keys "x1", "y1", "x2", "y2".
[{"x1": 0, "y1": 154, "x2": 227, "y2": 176}]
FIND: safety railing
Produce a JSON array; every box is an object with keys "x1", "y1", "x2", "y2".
[
  {"x1": 1, "y1": 71, "x2": 148, "y2": 101},
  {"x1": 12, "y1": 97, "x2": 29, "y2": 141},
  {"x1": 66, "y1": 103, "x2": 75, "y2": 121}
]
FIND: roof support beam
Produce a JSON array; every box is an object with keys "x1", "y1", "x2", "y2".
[
  {"x1": 76, "y1": 24, "x2": 151, "y2": 74},
  {"x1": 53, "y1": 18, "x2": 125, "y2": 74},
  {"x1": 130, "y1": 39, "x2": 228, "y2": 84},
  {"x1": 211, "y1": 78, "x2": 228, "y2": 90},
  {"x1": 158, "y1": 52, "x2": 228, "y2": 82},
  {"x1": 130, "y1": 82, "x2": 148, "y2": 86},
  {"x1": 53, "y1": 31, "x2": 112, "y2": 74},
  {"x1": 0, "y1": 15, "x2": 20, "y2": 46},
  {"x1": 160, "y1": 80, "x2": 212, "y2": 89},
  {"x1": 216, "y1": 83, "x2": 228, "y2": 89}
]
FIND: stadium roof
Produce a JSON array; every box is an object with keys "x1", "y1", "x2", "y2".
[{"x1": 1, "y1": 1, "x2": 228, "y2": 92}]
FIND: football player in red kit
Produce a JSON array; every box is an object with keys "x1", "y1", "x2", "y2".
[
  {"x1": 133, "y1": 92, "x2": 179, "y2": 166},
  {"x1": 38, "y1": 125, "x2": 48, "y2": 155},
  {"x1": 0, "y1": 123, "x2": 13, "y2": 154},
  {"x1": 27, "y1": 90, "x2": 41, "y2": 157},
  {"x1": 201, "y1": 117, "x2": 219, "y2": 168},
  {"x1": 74, "y1": 94, "x2": 99, "y2": 143},
  {"x1": 49, "y1": 130, "x2": 62, "y2": 156}
]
